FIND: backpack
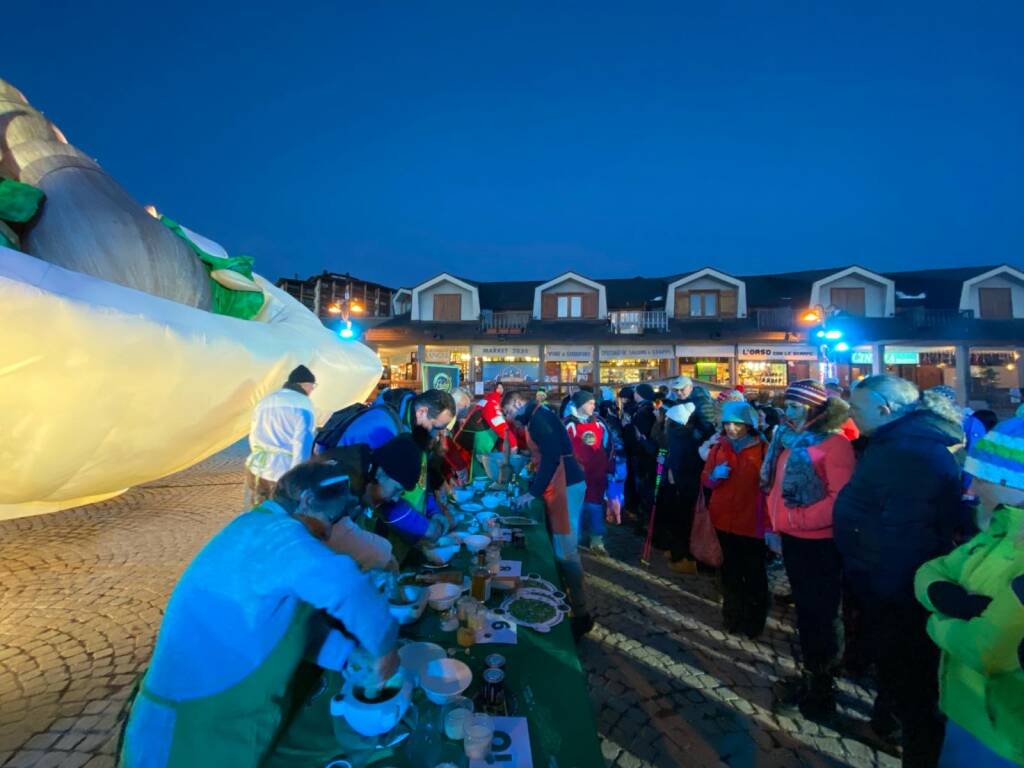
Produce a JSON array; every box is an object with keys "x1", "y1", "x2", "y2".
[
  {"x1": 376, "y1": 387, "x2": 417, "y2": 420},
  {"x1": 314, "y1": 401, "x2": 403, "y2": 453}
]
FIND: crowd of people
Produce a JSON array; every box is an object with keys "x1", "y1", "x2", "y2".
[{"x1": 120, "y1": 364, "x2": 1024, "y2": 767}]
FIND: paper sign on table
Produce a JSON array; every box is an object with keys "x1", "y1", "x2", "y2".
[
  {"x1": 469, "y1": 716, "x2": 532, "y2": 768},
  {"x1": 475, "y1": 610, "x2": 518, "y2": 644},
  {"x1": 498, "y1": 559, "x2": 522, "y2": 577}
]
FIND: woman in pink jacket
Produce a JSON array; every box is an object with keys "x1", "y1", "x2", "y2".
[{"x1": 760, "y1": 380, "x2": 855, "y2": 722}]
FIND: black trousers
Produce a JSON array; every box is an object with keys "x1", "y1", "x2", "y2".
[
  {"x1": 718, "y1": 531, "x2": 769, "y2": 635},
  {"x1": 654, "y1": 483, "x2": 698, "y2": 560},
  {"x1": 624, "y1": 453, "x2": 638, "y2": 515},
  {"x1": 864, "y1": 599, "x2": 945, "y2": 767},
  {"x1": 780, "y1": 534, "x2": 844, "y2": 673}
]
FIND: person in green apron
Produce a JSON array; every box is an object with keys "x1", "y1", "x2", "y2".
[{"x1": 120, "y1": 455, "x2": 408, "y2": 768}]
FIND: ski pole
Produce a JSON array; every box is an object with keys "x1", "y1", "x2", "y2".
[{"x1": 634, "y1": 450, "x2": 667, "y2": 565}]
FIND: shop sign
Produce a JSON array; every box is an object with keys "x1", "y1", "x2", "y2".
[
  {"x1": 737, "y1": 345, "x2": 817, "y2": 361},
  {"x1": 545, "y1": 345, "x2": 593, "y2": 361},
  {"x1": 676, "y1": 345, "x2": 735, "y2": 358},
  {"x1": 599, "y1": 345, "x2": 675, "y2": 361},
  {"x1": 423, "y1": 347, "x2": 453, "y2": 363},
  {"x1": 471, "y1": 344, "x2": 540, "y2": 358},
  {"x1": 850, "y1": 350, "x2": 921, "y2": 365}
]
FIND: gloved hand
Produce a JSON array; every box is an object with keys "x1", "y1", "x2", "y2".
[
  {"x1": 928, "y1": 581, "x2": 993, "y2": 620},
  {"x1": 345, "y1": 646, "x2": 400, "y2": 690},
  {"x1": 710, "y1": 463, "x2": 731, "y2": 482}
]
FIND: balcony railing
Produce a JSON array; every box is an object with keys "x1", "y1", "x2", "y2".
[
  {"x1": 609, "y1": 310, "x2": 668, "y2": 334},
  {"x1": 754, "y1": 307, "x2": 798, "y2": 331},
  {"x1": 480, "y1": 311, "x2": 532, "y2": 333},
  {"x1": 896, "y1": 307, "x2": 975, "y2": 328}
]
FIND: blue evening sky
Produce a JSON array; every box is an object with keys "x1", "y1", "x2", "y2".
[{"x1": 4, "y1": 2, "x2": 1022, "y2": 287}]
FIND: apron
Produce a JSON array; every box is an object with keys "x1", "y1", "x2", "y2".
[
  {"x1": 120, "y1": 504, "x2": 317, "y2": 768},
  {"x1": 471, "y1": 429, "x2": 498, "y2": 481}
]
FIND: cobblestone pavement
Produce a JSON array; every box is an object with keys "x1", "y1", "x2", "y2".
[{"x1": 0, "y1": 446, "x2": 897, "y2": 767}]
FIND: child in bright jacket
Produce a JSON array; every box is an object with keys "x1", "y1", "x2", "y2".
[
  {"x1": 915, "y1": 417, "x2": 1024, "y2": 767},
  {"x1": 701, "y1": 401, "x2": 769, "y2": 637}
]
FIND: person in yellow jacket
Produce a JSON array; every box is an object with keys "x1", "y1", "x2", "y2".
[{"x1": 915, "y1": 417, "x2": 1024, "y2": 767}]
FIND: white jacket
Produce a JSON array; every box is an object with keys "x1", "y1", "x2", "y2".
[{"x1": 245, "y1": 388, "x2": 315, "y2": 481}]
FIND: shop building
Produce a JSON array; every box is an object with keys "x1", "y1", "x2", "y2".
[{"x1": 363, "y1": 265, "x2": 1024, "y2": 412}]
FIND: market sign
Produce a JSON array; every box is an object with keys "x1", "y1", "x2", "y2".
[
  {"x1": 676, "y1": 345, "x2": 735, "y2": 358},
  {"x1": 851, "y1": 350, "x2": 921, "y2": 365},
  {"x1": 471, "y1": 344, "x2": 540, "y2": 358},
  {"x1": 423, "y1": 347, "x2": 457, "y2": 363},
  {"x1": 599, "y1": 345, "x2": 675, "y2": 361},
  {"x1": 737, "y1": 344, "x2": 817, "y2": 361},
  {"x1": 545, "y1": 345, "x2": 593, "y2": 361}
]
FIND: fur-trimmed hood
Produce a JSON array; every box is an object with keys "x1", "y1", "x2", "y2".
[{"x1": 806, "y1": 397, "x2": 851, "y2": 435}]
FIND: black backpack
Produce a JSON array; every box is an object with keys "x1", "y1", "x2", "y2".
[{"x1": 314, "y1": 401, "x2": 403, "y2": 453}]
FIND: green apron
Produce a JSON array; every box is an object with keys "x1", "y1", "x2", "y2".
[
  {"x1": 120, "y1": 507, "x2": 317, "y2": 767},
  {"x1": 471, "y1": 429, "x2": 498, "y2": 481}
]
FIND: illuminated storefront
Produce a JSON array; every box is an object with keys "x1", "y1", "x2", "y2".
[
  {"x1": 850, "y1": 346, "x2": 958, "y2": 390},
  {"x1": 471, "y1": 344, "x2": 541, "y2": 385},
  {"x1": 599, "y1": 344, "x2": 674, "y2": 385},
  {"x1": 737, "y1": 344, "x2": 817, "y2": 391},
  {"x1": 544, "y1": 345, "x2": 595, "y2": 387},
  {"x1": 676, "y1": 345, "x2": 734, "y2": 386}
]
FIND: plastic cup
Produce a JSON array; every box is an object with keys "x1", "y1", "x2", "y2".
[
  {"x1": 443, "y1": 706, "x2": 472, "y2": 740},
  {"x1": 463, "y1": 714, "x2": 494, "y2": 759}
]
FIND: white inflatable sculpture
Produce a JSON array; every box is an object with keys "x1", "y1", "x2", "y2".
[{"x1": 0, "y1": 80, "x2": 381, "y2": 519}]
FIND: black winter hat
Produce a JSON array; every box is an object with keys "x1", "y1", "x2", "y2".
[
  {"x1": 617, "y1": 386, "x2": 635, "y2": 399},
  {"x1": 286, "y1": 365, "x2": 316, "y2": 385},
  {"x1": 572, "y1": 390, "x2": 596, "y2": 409},
  {"x1": 635, "y1": 383, "x2": 656, "y2": 401},
  {"x1": 371, "y1": 433, "x2": 424, "y2": 491}
]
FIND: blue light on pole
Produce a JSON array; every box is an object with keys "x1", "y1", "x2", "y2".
[
  {"x1": 816, "y1": 330, "x2": 826, "y2": 338},
  {"x1": 825, "y1": 330, "x2": 843, "y2": 340},
  {"x1": 339, "y1": 322, "x2": 355, "y2": 339},
  {"x1": 834, "y1": 341, "x2": 850, "y2": 352}
]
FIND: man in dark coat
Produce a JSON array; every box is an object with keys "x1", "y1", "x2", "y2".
[{"x1": 835, "y1": 375, "x2": 966, "y2": 765}]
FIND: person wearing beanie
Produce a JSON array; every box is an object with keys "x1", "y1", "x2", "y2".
[
  {"x1": 565, "y1": 389, "x2": 613, "y2": 556},
  {"x1": 616, "y1": 386, "x2": 640, "y2": 519},
  {"x1": 833, "y1": 375, "x2": 966, "y2": 757},
  {"x1": 120, "y1": 452, "x2": 398, "y2": 767},
  {"x1": 244, "y1": 365, "x2": 319, "y2": 509},
  {"x1": 630, "y1": 383, "x2": 661, "y2": 535},
  {"x1": 656, "y1": 402, "x2": 704, "y2": 574},
  {"x1": 761, "y1": 379, "x2": 855, "y2": 721},
  {"x1": 915, "y1": 417, "x2": 1024, "y2": 767},
  {"x1": 701, "y1": 401, "x2": 769, "y2": 636}
]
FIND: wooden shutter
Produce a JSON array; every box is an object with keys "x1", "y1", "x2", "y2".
[
  {"x1": 433, "y1": 293, "x2": 461, "y2": 321},
  {"x1": 581, "y1": 291, "x2": 598, "y2": 318},
  {"x1": 541, "y1": 293, "x2": 558, "y2": 319},
  {"x1": 674, "y1": 289, "x2": 690, "y2": 319},
  {"x1": 719, "y1": 290, "x2": 737, "y2": 317},
  {"x1": 831, "y1": 287, "x2": 865, "y2": 316},
  {"x1": 979, "y1": 287, "x2": 1012, "y2": 319}
]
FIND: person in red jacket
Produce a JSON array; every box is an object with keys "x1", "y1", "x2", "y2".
[
  {"x1": 701, "y1": 401, "x2": 769, "y2": 638},
  {"x1": 825, "y1": 381, "x2": 860, "y2": 442},
  {"x1": 761, "y1": 380, "x2": 855, "y2": 721},
  {"x1": 565, "y1": 390, "x2": 613, "y2": 556},
  {"x1": 481, "y1": 383, "x2": 518, "y2": 451}
]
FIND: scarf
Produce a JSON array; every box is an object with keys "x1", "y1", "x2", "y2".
[{"x1": 759, "y1": 424, "x2": 831, "y2": 508}]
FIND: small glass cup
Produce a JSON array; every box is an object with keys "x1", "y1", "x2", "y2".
[
  {"x1": 442, "y1": 696, "x2": 474, "y2": 740},
  {"x1": 463, "y1": 713, "x2": 494, "y2": 759}
]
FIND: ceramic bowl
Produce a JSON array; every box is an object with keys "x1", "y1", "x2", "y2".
[
  {"x1": 481, "y1": 493, "x2": 506, "y2": 510},
  {"x1": 452, "y1": 488, "x2": 475, "y2": 504},
  {"x1": 461, "y1": 534, "x2": 491, "y2": 554},
  {"x1": 471, "y1": 478, "x2": 490, "y2": 492},
  {"x1": 331, "y1": 674, "x2": 412, "y2": 737},
  {"x1": 426, "y1": 582, "x2": 462, "y2": 611},
  {"x1": 397, "y1": 641, "x2": 446, "y2": 686},
  {"x1": 424, "y1": 535, "x2": 460, "y2": 566},
  {"x1": 420, "y1": 658, "x2": 472, "y2": 705},
  {"x1": 387, "y1": 585, "x2": 428, "y2": 625},
  {"x1": 459, "y1": 501, "x2": 484, "y2": 514}
]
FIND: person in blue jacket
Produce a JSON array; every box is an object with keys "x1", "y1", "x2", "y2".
[
  {"x1": 333, "y1": 388, "x2": 456, "y2": 543},
  {"x1": 120, "y1": 455, "x2": 402, "y2": 767}
]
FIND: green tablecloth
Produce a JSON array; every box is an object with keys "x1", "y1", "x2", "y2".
[
  {"x1": 270, "y1": 495, "x2": 603, "y2": 768},
  {"x1": 399, "y1": 497, "x2": 604, "y2": 768}
]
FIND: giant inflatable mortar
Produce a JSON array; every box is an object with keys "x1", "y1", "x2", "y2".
[{"x1": 0, "y1": 78, "x2": 382, "y2": 519}]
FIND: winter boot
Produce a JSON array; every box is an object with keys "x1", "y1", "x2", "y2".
[{"x1": 798, "y1": 672, "x2": 837, "y2": 723}]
